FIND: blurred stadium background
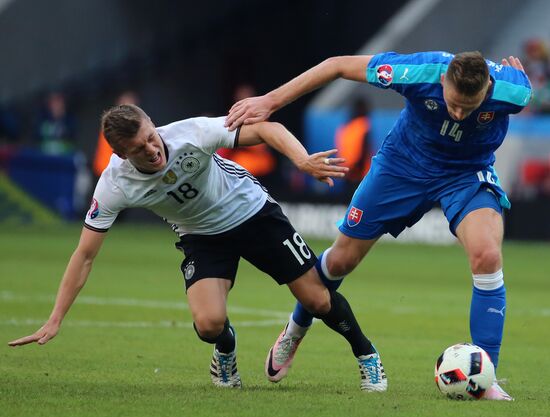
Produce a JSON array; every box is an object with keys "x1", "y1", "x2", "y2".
[
  {"x1": 1, "y1": 1, "x2": 550, "y2": 416},
  {"x1": 1, "y1": 0, "x2": 549, "y2": 241}
]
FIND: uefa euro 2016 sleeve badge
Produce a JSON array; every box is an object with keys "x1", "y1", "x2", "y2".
[
  {"x1": 376, "y1": 64, "x2": 393, "y2": 87},
  {"x1": 87, "y1": 198, "x2": 100, "y2": 219}
]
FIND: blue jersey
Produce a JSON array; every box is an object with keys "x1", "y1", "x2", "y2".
[{"x1": 366, "y1": 51, "x2": 532, "y2": 176}]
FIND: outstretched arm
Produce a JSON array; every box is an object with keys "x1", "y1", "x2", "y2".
[
  {"x1": 238, "y1": 122, "x2": 348, "y2": 187},
  {"x1": 8, "y1": 227, "x2": 106, "y2": 346},
  {"x1": 225, "y1": 55, "x2": 373, "y2": 130}
]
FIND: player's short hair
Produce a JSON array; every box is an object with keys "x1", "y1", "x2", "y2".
[
  {"x1": 101, "y1": 104, "x2": 149, "y2": 151},
  {"x1": 446, "y1": 51, "x2": 489, "y2": 96}
]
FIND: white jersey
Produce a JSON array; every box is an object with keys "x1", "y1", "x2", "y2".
[{"x1": 85, "y1": 116, "x2": 268, "y2": 235}]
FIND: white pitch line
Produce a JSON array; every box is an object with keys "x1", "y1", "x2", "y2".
[
  {"x1": 1, "y1": 318, "x2": 287, "y2": 329},
  {"x1": 0, "y1": 291, "x2": 290, "y2": 319}
]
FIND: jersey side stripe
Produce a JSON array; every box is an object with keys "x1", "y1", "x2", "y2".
[
  {"x1": 212, "y1": 153, "x2": 261, "y2": 177},
  {"x1": 213, "y1": 153, "x2": 254, "y2": 175},
  {"x1": 216, "y1": 167, "x2": 268, "y2": 193},
  {"x1": 492, "y1": 80, "x2": 532, "y2": 106},
  {"x1": 217, "y1": 166, "x2": 268, "y2": 193},
  {"x1": 213, "y1": 154, "x2": 268, "y2": 193}
]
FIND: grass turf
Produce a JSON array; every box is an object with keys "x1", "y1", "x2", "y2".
[{"x1": 1, "y1": 224, "x2": 549, "y2": 417}]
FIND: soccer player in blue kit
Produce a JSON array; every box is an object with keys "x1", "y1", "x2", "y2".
[{"x1": 226, "y1": 51, "x2": 531, "y2": 400}]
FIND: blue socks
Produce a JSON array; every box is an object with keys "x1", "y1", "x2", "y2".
[
  {"x1": 291, "y1": 249, "x2": 344, "y2": 327},
  {"x1": 470, "y1": 270, "x2": 506, "y2": 368}
]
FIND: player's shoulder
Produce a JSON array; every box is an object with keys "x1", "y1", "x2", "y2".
[
  {"x1": 486, "y1": 59, "x2": 532, "y2": 108},
  {"x1": 157, "y1": 116, "x2": 225, "y2": 136},
  {"x1": 101, "y1": 153, "x2": 126, "y2": 179},
  {"x1": 99, "y1": 157, "x2": 127, "y2": 187},
  {"x1": 158, "y1": 116, "x2": 225, "y2": 145},
  {"x1": 95, "y1": 161, "x2": 129, "y2": 201}
]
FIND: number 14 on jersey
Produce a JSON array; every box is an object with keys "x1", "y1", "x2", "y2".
[{"x1": 440, "y1": 120, "x2": 463, "y2": 142}]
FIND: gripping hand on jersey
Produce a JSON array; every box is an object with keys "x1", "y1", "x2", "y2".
[
  {"x1": 501, "y1": 56, "x2": 525, "y2": 72},
  {"x1": 298, "y1": 148, "x2": 348, "y2": 187},
  {"x1": 226, "y1": 95, "x2": 276, "y2": 131}
]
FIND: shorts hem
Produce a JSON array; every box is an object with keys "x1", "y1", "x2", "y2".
[
  {"x1": 450, "y1": 204, "x2": 503, "y2": 236},
  {"x1": 184, "y1": 276, "x2": 235, "y2": 292},
  {"x1": 338, "y1": 224, "x2": 383, "y2": 240}
]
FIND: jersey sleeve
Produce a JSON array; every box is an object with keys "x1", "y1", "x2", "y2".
[
  {"x1": 84, "y1": 175, "x2": 127, "y2": 232},
  {"x1": 195, "y1": 116, "x2": 239, "y2": 155},
  {"x1": 367, "y1": 51, "x2": 450, "y2": 98}
]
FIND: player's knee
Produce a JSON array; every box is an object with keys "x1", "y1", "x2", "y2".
[
  {"x1": 326, "y1": 251, "x2": 361, "y2": 276},
  {"x1": 300, "y1": 290, "x2": 331, "y2": 316},
  {"x1": 469, "y1": 246, "x2": 502, "y2": 274},
  {"x1": 193, "y1": 315, "x2": 226, "y2": 341}
]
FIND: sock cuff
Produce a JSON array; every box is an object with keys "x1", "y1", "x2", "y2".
[
  {"x1": 472, "y1": 269, "x2": 504, "y2": 291},
  {"x1": 320, "y1": 248, "x2": 342, "y2": 281}
]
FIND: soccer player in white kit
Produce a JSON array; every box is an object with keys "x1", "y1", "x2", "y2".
[{"x1": 9, "y1": 104, "x2": 386, "y2": 391}]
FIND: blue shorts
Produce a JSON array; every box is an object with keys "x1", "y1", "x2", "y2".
[{"x1": 338, "y1": 150, "x2": 509, "y2": 239}]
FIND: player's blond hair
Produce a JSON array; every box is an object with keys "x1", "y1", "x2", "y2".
[
  {"x1": 101, "y1": 104, "x2": 149, "y2": 152},
  {"x1": 446, "y1": 51, "x2": 489, "y2": 96}
]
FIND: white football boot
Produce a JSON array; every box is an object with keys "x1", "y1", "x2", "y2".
[
  {"x1": 357, "y1": 350, "x2": 388, "y2": 392},
  {"x1": 209, "y1": 326, "x2": 241, "y2": 388}
]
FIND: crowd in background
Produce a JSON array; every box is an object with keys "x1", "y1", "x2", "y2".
[
  {"x1": 514, "y1": 38, "x2": 550, "y2": 199},
  {"x1": 2, "y1": 40, "x2": 550, "y2": 217},
  {"x1": 524, "y1": 38, "x2": 550, "y2": 114}
]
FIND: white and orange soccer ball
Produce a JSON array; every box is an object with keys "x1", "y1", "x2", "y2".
[{"x1": 434, "y1": 343, "x2": 495, "y2": 400}]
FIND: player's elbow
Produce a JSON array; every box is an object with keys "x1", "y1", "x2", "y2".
[
  {"x1": 253, "y1": 121, "x2": 284, "y2": 142},
  {"x1": 323, "y1": 56, "x2": 346, "y2": 77}
]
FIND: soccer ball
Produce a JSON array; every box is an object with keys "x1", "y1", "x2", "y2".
[{"x1": 434, "y1": 343, "x2": 495, "y2": 400}]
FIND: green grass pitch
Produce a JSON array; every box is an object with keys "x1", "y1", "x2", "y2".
[{"x1": 1, "y1": 224, "x2": 549, "y2": 417}]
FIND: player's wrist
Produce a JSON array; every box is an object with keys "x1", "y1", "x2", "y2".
[
  {"x1": 292, "y1": 154, "x2": 308, "y2": 171},
  {"x1": 48, "y1": 313, "x2": 63, "y2": 326},
  {"x1": 265, "y1": 91, "x2": 283, "y2": 112}
]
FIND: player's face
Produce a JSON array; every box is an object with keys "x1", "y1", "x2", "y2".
[
  {"x1": 442, "y1": 76, "x2": 491, "y2": 121},
  {"x1": 119, "y1": 118, "x2": 167, "y2": 173}
]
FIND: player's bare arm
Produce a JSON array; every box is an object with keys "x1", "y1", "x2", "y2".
[
  {"x1": 8, "y1": 228, "x2": 106, "y2": 347},
  {"x1": 225, "y1": 55, "x2": 373, "y2": 130},
  {"x1": 238, "y1": 122, "x2": 348, "y2": 187}
]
